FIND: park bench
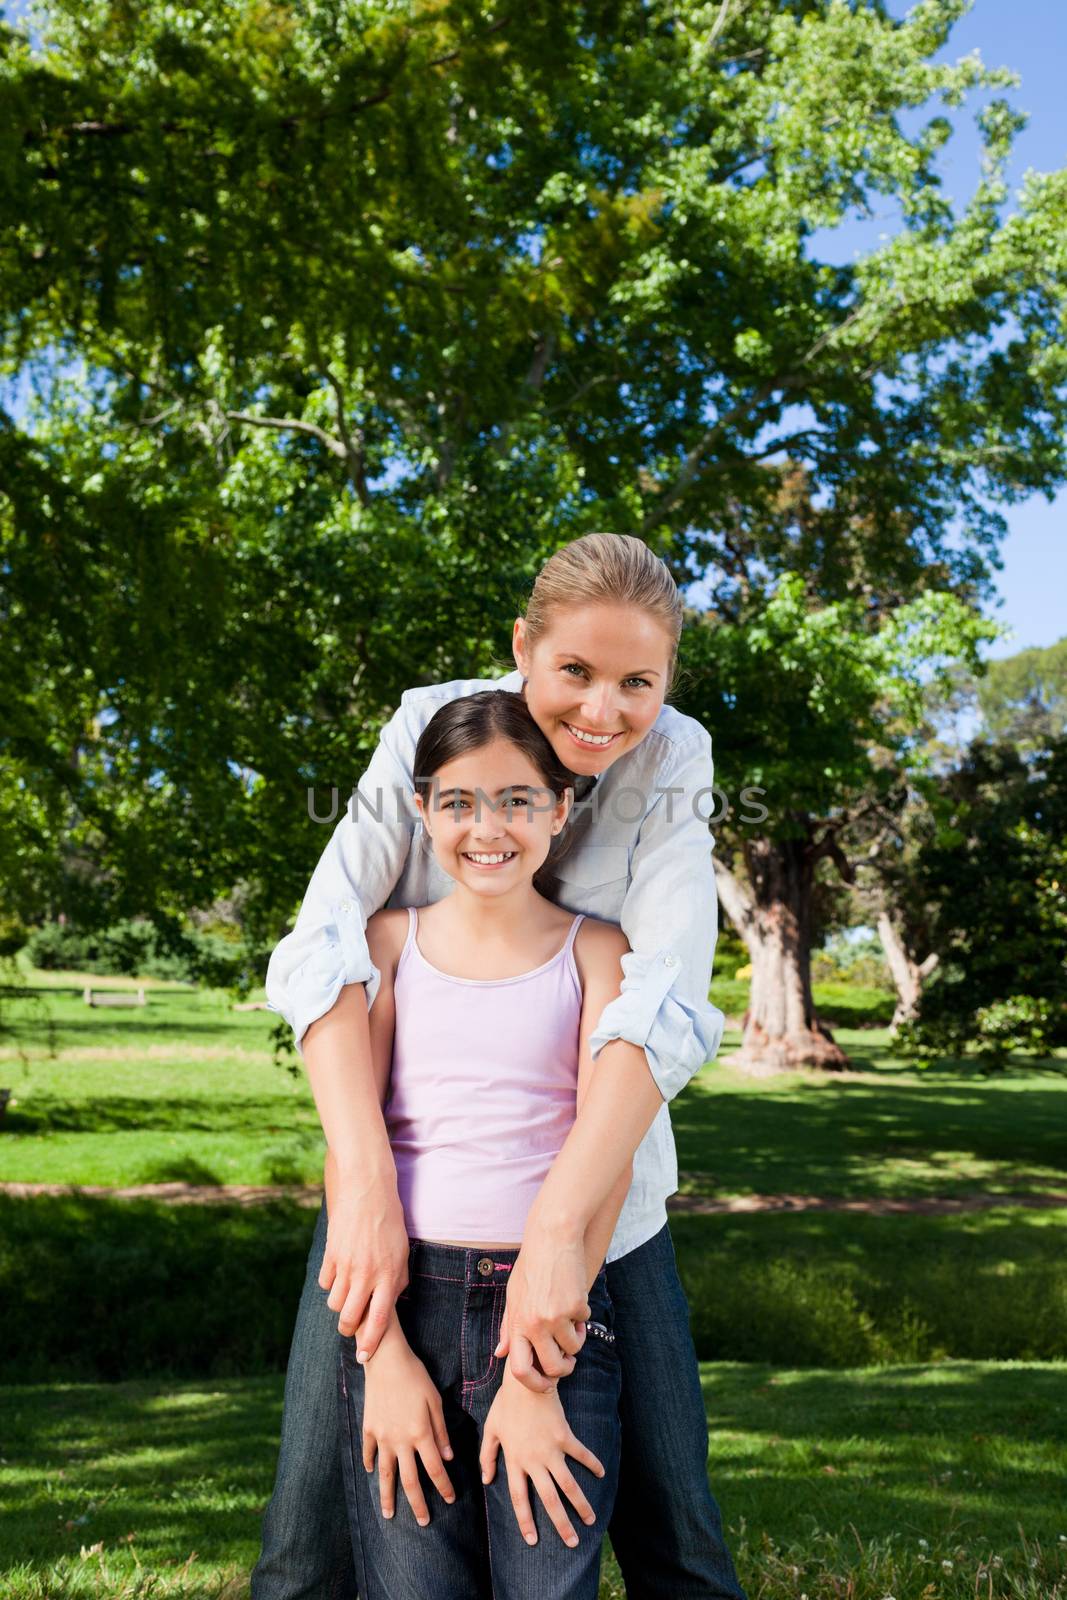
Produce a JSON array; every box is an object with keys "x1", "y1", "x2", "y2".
[{"x1": 82, "y1": 986, "x2": 147, "y2": 1008}]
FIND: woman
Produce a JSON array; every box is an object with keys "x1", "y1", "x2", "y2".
[{"x1": 255, "y1": 532, "x2": 746, "y2": 1600}]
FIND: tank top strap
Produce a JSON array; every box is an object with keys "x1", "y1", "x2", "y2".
[
  {"x1": 396, "y1": 905, "x2": 419, "y2": 975},
  {"x1": 563, "y1": 912, "x2": 585, "y2": 955}
]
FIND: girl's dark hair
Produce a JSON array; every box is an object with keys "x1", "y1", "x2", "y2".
[{"x1": 414, "y1": 690, "x2": 573, "y2": 806}]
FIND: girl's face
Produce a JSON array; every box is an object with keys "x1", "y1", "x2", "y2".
[
  {"x1": 512, "y1": 602, "x2": 673, "y2": 776},
  {"x1": 414, "y1": 736, "x2": 572, "y2": 895}
]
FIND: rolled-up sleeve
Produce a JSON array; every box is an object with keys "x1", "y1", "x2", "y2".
[
  {"x1": 264, "y1": 697, "x2": 422, "y2": 1058},
  {"x1": 588, "y1": 730, "x2": 725, "y2": 1102}
]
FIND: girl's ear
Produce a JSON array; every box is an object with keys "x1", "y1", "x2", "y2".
[
  {"x1": 413, "y1": 790, "x2": 430, "y2": 835},
  {"x1": 553, "y1": 786, "x2": 574, "y2": 834}
]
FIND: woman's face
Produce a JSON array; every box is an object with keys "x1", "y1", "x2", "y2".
[
  {"x1": 512, "y1": 602, "x2": 673, "y2": 776},
  {"x1": 414, "y1": 737, "x2": 571, "y2": 896}
]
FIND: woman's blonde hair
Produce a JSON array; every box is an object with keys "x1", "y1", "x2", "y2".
[{"x1": 522, "y1": 533, "x2": 683, "y2": 686}]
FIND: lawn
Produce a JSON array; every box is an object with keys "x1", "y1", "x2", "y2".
[
  {"x1": 1, "y1": 972, "x2": 1066, "y2": 1596},
  {"x1": 1, "y1": 1365, "x2": 1064, "y2": 1600},
  {"x1": 2, "y1": 981, "x2": 1065, "y2": 1198}
]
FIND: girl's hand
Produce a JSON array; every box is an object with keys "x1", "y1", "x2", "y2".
[
  {"x1": 479, "y1": 1364, "x2": 605, "y2": 1548},
  {"x1": 494, "y1": 1228, "x2": 589, "y2": 1393},
  {"x1": 320, "y1": 1159, "x2": 410, "y2": 1356},
  {"x1": 361, "y1": 1318, "x2": 456, "y2": 1526}
]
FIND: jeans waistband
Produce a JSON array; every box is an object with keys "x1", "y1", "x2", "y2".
[{"x1": 406, "y1": 1237, "x2": 520, "y2": 1288}]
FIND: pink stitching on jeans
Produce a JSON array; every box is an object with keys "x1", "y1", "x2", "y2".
[{"x1": 465, "y1": 1285, "x2": 504, "y2": 1392}]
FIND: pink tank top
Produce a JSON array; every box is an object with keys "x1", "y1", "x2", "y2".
[{"x1": 385, "y1": 907, "x2": 586, "y2": 1245}]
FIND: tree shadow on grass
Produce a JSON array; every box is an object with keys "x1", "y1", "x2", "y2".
[{"x1": 4, "y1": 1097, "x2": 315, "y2": 1136}]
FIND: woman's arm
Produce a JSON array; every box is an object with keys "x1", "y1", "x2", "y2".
[
  {"x1": 310, "y1": 910, "x2": 406, "y2": 1356},
  {"x1": 500, "y1": 732, "x2": 725, "y2": 1388},
  {"x1": 497, "y1": 920, "x2": 641, "y2": 1389}
]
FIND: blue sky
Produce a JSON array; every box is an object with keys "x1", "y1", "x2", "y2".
[{"x1": 3, "y1": 1, "x2": 1064, "y2": 659}]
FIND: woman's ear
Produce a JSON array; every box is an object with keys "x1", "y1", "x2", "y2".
[{"x1": 512, "y1": 616, "x2": 530, "y2": 676}]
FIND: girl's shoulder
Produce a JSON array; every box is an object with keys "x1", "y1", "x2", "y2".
[
  {"x1": 573, "y1": 914, "x2": 630, "y2": 984},
  {"x1": 366, "y1": 907, "x2": 411, "y2": 975}
]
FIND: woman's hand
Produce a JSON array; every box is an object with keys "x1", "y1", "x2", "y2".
[
  {"x1": 479, "y1": 1364, "x2": 605, "y2": 1547},
  {"x1": 494, "y1": 1225, "x2": 589, "y2": 1393},
  {"x1": 320, "y1": 1154, "x2": 410, "y2": 1356},
  {"x1": 361, "y1": 1315, "x2": 456, "y2": 1526}
]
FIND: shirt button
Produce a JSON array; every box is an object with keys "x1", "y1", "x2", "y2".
[
  {"x1": 477, "y1": 1257, "x2": 494, "y2": 1276},
  {"x1": 664, "y1": 952, "x2": 678, "y2": 968},
  {"x1": 339, "y1": 900, "x2": 352, "y2": 913}
]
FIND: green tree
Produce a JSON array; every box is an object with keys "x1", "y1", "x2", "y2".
[
  {"x1": 976, "y1": 638, "x2": 1067, "y2": 754},
  {"x1": 678, "y1": 573, "x2": 992, "y2": 1070},
  {"x1": 2, "y1": 0, "x2": 1066, "y2": 1041},
  {"x1": 897, "y1": 736, "x2": 1067, "y2": 1065}
]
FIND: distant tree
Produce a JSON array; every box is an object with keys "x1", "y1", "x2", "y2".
[
  {"x1": 976, "y1": 639, "x2": 1067, "y2": 754},
  {"x1": 678, "y1": 575, "x2": 991, "y2": 1071},
  {"x1": 897, "y1": 737, "x2": 1067, "y2": 1065}
]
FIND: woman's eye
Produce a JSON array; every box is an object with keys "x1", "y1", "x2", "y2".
[
  {"x1": 625, "y1": 677, "x2": 653, "y2": 690},
  {"x1": 562, "y1": 663, "x2": 586, "y2": 677}
]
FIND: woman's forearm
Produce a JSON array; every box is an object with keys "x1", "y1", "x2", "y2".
[
  {"x1": 582, "y1": 1164, "x2": 633, "y2": 1286},
  {"x1": 303, "y1": 981, "x2": 397, "y2": 1188},
  {"x1": 530, "y1": 1036, "x2": 662, "y2": 1242}
]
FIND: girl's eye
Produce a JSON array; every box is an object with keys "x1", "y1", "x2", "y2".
[{"x1": 506, "y1": 795, "x2": 529, "y2": 808}]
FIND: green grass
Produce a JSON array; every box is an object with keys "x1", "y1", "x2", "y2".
[
  {"x1": 3, "y1": 989, "x2": 1065, "y2": 1198},
  {"x1": 1, "y1": 1365, "x2": 1063, "y2": 1600}
]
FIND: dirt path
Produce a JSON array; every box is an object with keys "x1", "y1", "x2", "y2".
[{"x1": 2, "y1": 1181, "x2": 1066, "y2": 1214}]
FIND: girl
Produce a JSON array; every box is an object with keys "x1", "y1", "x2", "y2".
[
  {"x1": 331, "y1": 689, "x2": 632, "y2": 1599},
  {"x1": 257, "y1": 533, "x2": 746, "y2": 1600}
]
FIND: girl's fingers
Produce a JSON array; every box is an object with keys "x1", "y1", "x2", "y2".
[
  {"x1": 530, "y1": 1465, "x2": 579, "y2": 1549},
  {"x1": 361, "y1": 1429, "x2": 378, "y2": 1474},
  {"x1": 398, "y1": 1448, "x2": 431, "y2": 1527},
  {"x1": 318, "y1": 1253, "x2": 337, "y2": 1293},
  {"x1": 551, "y1": 1462, "x2": 596, "y2": 1527},
  {"x1": 429, "y1": 1398, "x2": 454, "y2": 1463},
  {"x1": 378, "y1": 1447, "x2": 397, "y2": 1521},
  {"x1": 493, "y1": 1304, "x2": 510, "y2": 1359},
  {"x1": 564, "y1": 1431, "x2": 606, "y2": 1480},
  {"x1": 505, "y1": 1465, "x2": 538, "y2": 1546},
  {"x1": 416, "y1": 1435, "x2": 456, "y2": 1506},
  {"x1": 479, "y1": 1429, "x2": 501, "y2": 1485}
]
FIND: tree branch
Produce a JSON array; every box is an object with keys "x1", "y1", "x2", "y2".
[{"x1": 223, "y1": 411, "x2": 348, "y2": 459}]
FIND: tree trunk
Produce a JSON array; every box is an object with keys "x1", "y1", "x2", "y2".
[
  {"x1": 876, "y1": 911, "x2": 939, "y2": 1030},
  {"x1": 714, "y1": 837, "x2": 849, "y2": 1073}
]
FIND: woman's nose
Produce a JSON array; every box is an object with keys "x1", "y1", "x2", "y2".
[{"x1": 579, "y1": 684, "x2": 617, "y2": 727}]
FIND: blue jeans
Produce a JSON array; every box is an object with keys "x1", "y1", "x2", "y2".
[
  {"x1": 338, "y1": 1240, "x2": 621, "y2": 1599},
  {"x1": 251, "y1": 1204, "x2": 746, "y2": 1600}
]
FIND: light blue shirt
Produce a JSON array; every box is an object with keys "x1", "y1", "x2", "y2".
[{"x1": 264, "y1": 668, "x2": 725, "y2": 1262}]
